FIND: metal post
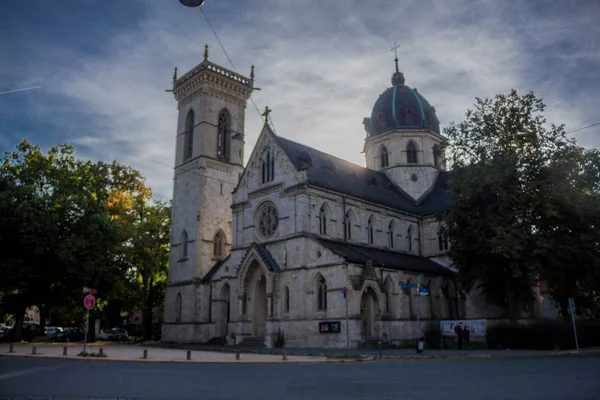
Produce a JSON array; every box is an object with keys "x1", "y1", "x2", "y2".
[
  {"x1": 83, "y1": 307, "x2": 90, "y2": 353},
  {"x1": 570, "y1": 300, "x2": 579, "y2": 350},
  {"x1": 416, "y1": 284, "x2": 421, "y2": 336},
  {"x1": 345, "y1": 294, "x2": 349, "y2": 349}
]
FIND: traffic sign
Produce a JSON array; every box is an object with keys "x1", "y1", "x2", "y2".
[
  {"x1": 418, "y1": 288, "x2": 429, "y2": 295},
  {"x1": 83, "y1": 287, "x2": 97, "y2": 295},
  {"x1": 401, "y1": 283, "x2": 418, "y2": 289},
  {"x1": 84, "y1": 294, "x2": 96, "y2": 310}
]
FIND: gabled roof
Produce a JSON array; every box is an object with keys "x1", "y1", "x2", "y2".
[
  {"x1": 274, "y1": 135, "x2": 422, "y2": 214},
  {"x1": 318, "y1": 238, "x2": 456, "y2": 277},
  {"x1": 202, "y1": 255, "x2": 229, "y2": 283}
]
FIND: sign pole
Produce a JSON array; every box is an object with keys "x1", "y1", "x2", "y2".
[
  {"x1": 83, "y1": 307, "x2": 90, "y2": 353},
  {"x1": 569, "y1": 298, "x2": 579, "y2": 350},
  {"x1": 416, "y1": 284, "x2": 421, "y2": 337}
]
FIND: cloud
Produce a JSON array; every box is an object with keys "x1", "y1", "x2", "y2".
[{"x1": 2, "y1": 0, "x2": 599, "y2": 199}]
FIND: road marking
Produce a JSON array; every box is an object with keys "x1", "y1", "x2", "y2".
[{"x1": 0, "y1": 363, "x2": 64, "y2": 380}]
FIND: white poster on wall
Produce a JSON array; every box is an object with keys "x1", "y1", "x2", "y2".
[{"x1": 440, "y1": 319, "x2": 487, "y2": 336}]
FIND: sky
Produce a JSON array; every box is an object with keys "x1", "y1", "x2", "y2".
[{"x1": 1, "y1": 0, "x2": 599, "y2": 200}]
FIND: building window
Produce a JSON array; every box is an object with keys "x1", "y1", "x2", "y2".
[
  {"x1": 257, "y1": 202, "x2": 279, "y2": 239},
  {"x1": 407, "y1": 141, "x2": 418, "y2": 164},
  {"x1": 407, "y1": 225, "x2": 413, "y2": 252},
  {"x1": 213, "y1": 230, "x2": 225, "y2": 257},
  {"x1": 261, "y1": 150, "x2": 275, "y2": 184},
  {"x1": 175, "y1": 293, "x2": 182, "y2": 323},
  {"x1": 284, "y1": 286, "x2": 290, "y2": 313},
  {"x1": 433, "y1": 144, "x2": 440, "y2": 167},
  {"x1": 388, "y1": 220, "x2": 396, "y2": 248},
  {"x1": 344, "y1": 210, "x2": 353, "y2": 240},
  {"x1": 367, "y1": 215, "x2": 375, "y2": 244},
  {"x1": 438, "y1": 228, "x2": 449, "y2": 251},
  {"x1": 184, "y1": 110, "x2": 194, "y2": 161},
  {"x1": 217, "y1": 109, "x2": 231, "y2": 161},
  {"x1": 317, "y1": 276, "x2": 327, "y2": 311},
  {"x1": 179, "y1": 231, "x2": 188, "y2": 260},
  {"x1": 318, "y1": 204, "x2": 328, "y2": 235},
  {"x1": 380, "y1": 145, "x2": 389, "y2": 168}
]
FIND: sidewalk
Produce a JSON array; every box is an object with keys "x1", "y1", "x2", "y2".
[{"x1": 0, "y1": 343, "x2": 328, "y2": 364}]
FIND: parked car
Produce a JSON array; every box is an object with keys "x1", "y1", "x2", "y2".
[
  {"x1": 96, "y1": 331, "x2": 110, "y2": 341},
  {"x1": 108, "y1": 328, "x2": 129, "y2": 341},
  {"x1": 55, "y1": 327, "x2": 85, "y2": 342},
  {"x1": 45, "y1": 326, "x2": 63, "y2": 338}
]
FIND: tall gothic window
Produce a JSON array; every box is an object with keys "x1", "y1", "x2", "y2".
[
  {"x1": 317, "y1": 275, "x2": 327, "y2": 311},
  {"x1": 261, "y1": 150, "x2": 275, "y2": 183},
  {"x1": 367, "y1": 215, "x2": 375, "y2": 244},
  {"x1": 388, "y1": 220, "x2": 396, "y2": 248},
  {"x1": 438, "y1": 227, "x2": 449, "y2": 251},
  {"x1": 318, "y1": 204, "x2": 328, "y2": 235},
  {"x1": 344, "y1": 210, "x2": 353, "y2": 240},
  {"x1": 217, "y1": 109, "x2": 230, "y2": 161},
  {"x1": 380, "y1": 145, "x2": 389, "y2": 168},
  {"x1": 179, "y1": 231, "x2": 188, "y2": 260},
  {"x1": 213, "y1": 230, "x2": 225, "y2": 257},
  {"x1": 407, "y1": 225, "x2": 413, "y2": 252},
  {"x1": 284, "y1": 286, "x2": 290, "y2": 313},
  {"x1": 175, "y1": 293, "x2": 182, "y2": 323},
  {"x1": 184, "y1": 110, "x2": 194, "y2": 161},
  {"x1": 407, "y1": 141, "x2": 418, "y2": 164}
]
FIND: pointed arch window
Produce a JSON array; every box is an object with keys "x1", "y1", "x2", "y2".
[
  {"x1": 407, "y1": 141, "x2": 418, "y2": 164},
  {"x1": 380, "y1": 145, "x2": 389, "y2": 168},
  {"x1": 344, "y1": 210, "x2": 353, "y2": 240},
  {"x1": 388, "y1": 220, "x2": 396, "y2": 248},
  {"x1": 367, "y1": 215, "x2": 375, "y2": 244},
  {"x1": 318, "y1": 204, "x2": 328, "y2": 235},
  {"x1": 175, "y1": 293, "x2": 182, "y2": 323},
  {"x1": 179, "y1": 231, "x2": 188, "y2": 260},
  {"x1": 217, "y1": 109, "x2": 231, "y2": 161},
  {"x1": 317, "y1": 276, "x2": 327, "y2": 311},
  {"x1": 407, "y1": 225, "x2": 413, "y2": 252},
  {"x1": 184, "y1": 110, "x2": 194, "y2": 161},
  {"x1": 213, "y1": 230, "x2": 225, "y2": 257},
  {"x1": 261, "y1": 150, "x2": 275, "y2": 184},
  {"x1": 284, "y1": 286, "x2": 290, "y2": 313},
  {"x1": 438, "y1": 227, "x2": 449, "y2": 251}
]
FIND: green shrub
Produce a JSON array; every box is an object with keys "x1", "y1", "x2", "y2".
[
  {"x1": 424, "y1": 321, "x2": 442, "y2": 349},
  {"x1": 274, "y1": 329, "x2": 285, "y2": 348}
]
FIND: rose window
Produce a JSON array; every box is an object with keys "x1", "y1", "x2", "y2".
[{"x1": 258, "y1": 203, "x2": 279, "y2": 238}]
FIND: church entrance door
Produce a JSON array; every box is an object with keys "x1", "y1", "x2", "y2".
[
  {"x1": 360, "y1": 287, "x2": 380, "y2": 341},
  {"x1": 252, "y1": 276, "x2": 267, "y2": 337}
]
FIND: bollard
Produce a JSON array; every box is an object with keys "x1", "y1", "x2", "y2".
[
  {"x1": 99, "y1": 348, "x2": 104, "y2": 356},
  {"x1": 282, "y1": 348, "x2": 287, "y2": 361},
  {"x1": 235, "y1": 351, "x2": 240, "y2": 360},
  {"x1": 32, "y1": 346, "x2": 37, "y2": 355},
  {"x1": 63, "y1": 346, "x2": 68, "y2": 356},
  {"x1": 9, "y1": 343, "x2": 15, "y2": 353},
  {"x1": 143, "y1": 349, "x2": 148, "y2": 359},
  {"x1": 186, "y1": 350, "x2": 192, "y2": 361}
]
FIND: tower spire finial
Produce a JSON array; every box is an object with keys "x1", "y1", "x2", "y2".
[
  {"x1": 262, "y1": 106, "x2": 271, "y2": 124},
  {"x1": 250, "y1": 65, "x2": 255, "y2": 80},
  {"x1": 173, "y1": 66, "x2": 178, "y2": 83},
  {"x1": 204, "y1": 44, "x2": 209, "y2": 60},
  {"x1": 391, "y1": 42, "x2": 400, "y2": 73},
  {"x1": 390, "y1": 42, "x2": 405, "y2": 85}
]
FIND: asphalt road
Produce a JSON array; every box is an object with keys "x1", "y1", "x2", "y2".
[{"x1": 1, "y1": 356, "x2": 599, "y2": 400}]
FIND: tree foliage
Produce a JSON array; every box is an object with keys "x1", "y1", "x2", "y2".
[{"x1": 442, "y1": 90, "x2": 599, "y2": 322}]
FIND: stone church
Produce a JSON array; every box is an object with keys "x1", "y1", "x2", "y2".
[{"x1": 162, "y1": 49, "x2": 499, "y2": 348}]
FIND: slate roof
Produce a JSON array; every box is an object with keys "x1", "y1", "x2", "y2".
[
  {"x1": 318, "y1": 238, "x2": 456, "y2": 277},
  {"x1": 202, "y1": 256, "x2": 229, "y2": 283},
  {"x1": 417, "y1": 171, "x2": 453, "y2": 214},
  {"x1": 274, "y1": 134, "x2": 451, "y2": 215}
]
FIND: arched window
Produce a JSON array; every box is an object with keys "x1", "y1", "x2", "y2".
[
  {"x1": 407, "y1": 141, "x2": 418, "y2": 164},
  {"x1": 367, "y1": 215, "x2": 375, "y2": 244},
  {"x1": 217, "y1": 109, "x2": 231, "y2": 161},
  {"x1": 433, "y1": 144, "x2": 440, "y2": 167},
  {"x1": 318, "y1": 204, "x2": 328, "y2": 235},
  {"x1": 388, "y1": 220, "x2": 396, "y2": 248},
  {"x1": 344, "y1": 210, "x2": 353, "y2": 240},
  {"x1": 284, "y1": 286, "x2": 290, "y2": 313},
  {"x1": 175, "y1": 293, "x2": 182, "y2": 323},
  {"x1": 184, "y1": 110, "x2": 194, "y2": 161},
  {"x1": 407, "y1": 225, "x2": 413, "y2": 252},
  {"x1": 380, "y1": 145, "x2": 389, "y2": 168},
  {"x1": 213, "y1": 230, "x2": 225, "y2": 257},
  {"x1": 261, "y1": 150, "x2": 275, "y2": 183},
  {"x1": 179, "y1": 231, "x2": 188, "y2": 260},
  {"x1": 438, "y1": 227, "x2": 449, "y2": 251},
  {"x1": 317, "y1": 275, "x2": 327, "y2": 311}
]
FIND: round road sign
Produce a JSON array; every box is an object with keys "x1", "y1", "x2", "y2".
[{"x1": 84, "y1": 294, "x2": 96, "y2": 310}]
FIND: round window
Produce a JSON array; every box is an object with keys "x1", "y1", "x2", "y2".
[{"x1": 257, "y1": 202, "x2": 279, "y2": 239}]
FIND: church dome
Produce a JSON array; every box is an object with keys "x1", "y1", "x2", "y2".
[{"x1": 369, "y1": 69, "x2": 440, "y2": 137}]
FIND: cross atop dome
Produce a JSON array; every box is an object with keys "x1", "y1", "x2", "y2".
[{"x1": 390, "y1": 43, "x2": 405, "y2": 86}]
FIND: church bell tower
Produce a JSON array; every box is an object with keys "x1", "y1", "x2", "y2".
[{"x1": 163, "y1": 46, "x2": 253, "y2": 339}]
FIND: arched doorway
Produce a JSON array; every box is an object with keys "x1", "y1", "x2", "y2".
[
  {"x1": 360, "y1": 287, "x2": 381, "y2": 340},
  {"x1": 217, "y1": 283, "x2": 230, "y2": 337},
  {"x1": 253, "y1": 275, "x2": 267, "y2": 337}
]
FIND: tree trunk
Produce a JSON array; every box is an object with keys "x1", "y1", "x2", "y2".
[
  {"x1": 506, "y1": 280, "x2": 518, "y2": 324},
  {"x1": 39, "y1": 305, "x2": 48, "y2": 336},
  {"x1": 142, "y1": 278, "x2": 154, "y2": 340},
  {"x1": 14, "y1": 307, "x2": 25, "y2": 342}
]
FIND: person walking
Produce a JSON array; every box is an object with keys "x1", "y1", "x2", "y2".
[
  {"x1": 464, "y1": 325, "x2": 471, "y2": 350},
  {"x1": 454, "y1": 322, "x2": 464, "y2": 350}
]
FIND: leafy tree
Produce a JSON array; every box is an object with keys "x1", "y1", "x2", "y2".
[{"x1": 442, "y1": 90, "x2": 577, "y2": 323}]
